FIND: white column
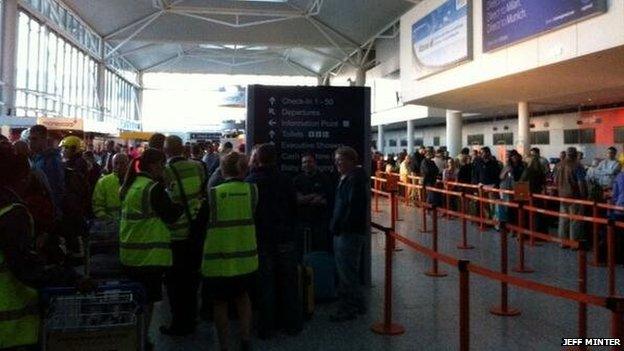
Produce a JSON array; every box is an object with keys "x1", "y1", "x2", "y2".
[
  {"x1": 377, "y1": 124, "x2": 384, "y2": 154},
  {"x1": 1, "y1": 0, "x2": 18, "y2": 116},
  {"x1": 406, "y1": 119, "x2": 414, "y2": 154},
  {"x1": 137, "y1": 72, "x2": 144, "y2": 122},
  {"x1": 445, "y1": 110, "x2": 462, "y2": 158},
  {"x1": 518, "y1": 101, "x2": 530, "y2": 157},
  {"x1": 96, "y1": 54, "x2": 106, "y2": 121},
  {"x1": 355, "y1": 67, "x2": 366, "y2": 87}
]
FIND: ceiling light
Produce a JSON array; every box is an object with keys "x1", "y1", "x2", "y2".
[{"x1": 199, "y1": 44, "x2": 224, "y2": 50}]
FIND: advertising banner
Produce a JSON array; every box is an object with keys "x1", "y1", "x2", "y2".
[
  {"x1": 483, "y1": 0, "x2": 608, "y2": 52},
  {"x1": 412, "y1": 0, "x2": 472, "y2": 79}
]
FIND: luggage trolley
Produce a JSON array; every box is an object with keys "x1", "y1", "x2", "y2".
[
  {"x1": 85, "y1": 219, "x2": 122, "y2": 279},
  {"x1": 41, "y1": 281, "x2": 145, "y2": 351}
]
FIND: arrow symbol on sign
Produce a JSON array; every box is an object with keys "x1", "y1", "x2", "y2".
[
  {"x1": 269, "y1": 97, "x2": 276, "y2": 106},
  {"x1": 269, "y1": 119, "x2": 277, "y2": 127},
  {"x1": 269, "y1": 130, "x2": 276, "y2": 139}
]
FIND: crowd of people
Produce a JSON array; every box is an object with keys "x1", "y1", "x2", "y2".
[
  {"x1": 374, "y1": 144, "x2": 624, "y2": 255},
  {"x1": 0, "y1": 127, "x2": 369, "y2": 351}
]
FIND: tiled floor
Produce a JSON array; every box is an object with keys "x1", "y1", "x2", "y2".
[{"x1": 152, "y1": 198, "x2": 623, "y2": 350}]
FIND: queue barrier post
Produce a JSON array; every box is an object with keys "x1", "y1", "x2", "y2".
[
  {"x1": 421, "y1": 186, "x2": 430, "y2": 233},
  {"x1": 457, "y1": 194, "x2": 474, "y2": 250},
  {"x1": 490, "y1": 223, "x2": 521, "y2": 317},
  {"x1": 591, "y1": 202, "x2": 604, "y2": 266},
  {"x1": 373, "y1": 180, "x2": 381, "y2": 213},
  {"x1": 425, "y1": 206, "x2": 448, "y2": 277},
  {"x1": 607, "y1": 220, "x2": 616, "y2": 296},
  {"x1": 390, "y1": 191, "x2": 402, "y2": 252},
  {"x1": 528, "y1": 196, "x2": 536, "y2": 247},
  {"x1": 577, "y1": 241, "x2": 588, "y2": 347},
  {"x1": 512, "y1": 203, "x2": 534, "y2": 274},
  {"x1": 478, "y1": 185, "x2": 486, "y2": 232},
  {"x1": 371, "y1": 226, "x2": 406, "y2": 336},
  {"x1": 458, "y1": 260, "x2": 470, "y2": 351},
  {"x1": 606, "y1": 297, "x2": 624, "y2": 350}
]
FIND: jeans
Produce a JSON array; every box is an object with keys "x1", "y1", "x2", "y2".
[
  {"x1": 558, "y1": 203, "x2": 583, "y2": 241},
  {"x1": 333, "y1": 234, "x2": 365, "y2": 315}
]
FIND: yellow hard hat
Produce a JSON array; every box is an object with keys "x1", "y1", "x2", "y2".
[{"x1": 59, "y1": 135, "x2": 84, "y2": 151}]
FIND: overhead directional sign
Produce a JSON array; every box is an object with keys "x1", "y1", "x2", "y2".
[{"x1": 246, "y1": 85, "x2": 371, "y2": 175}]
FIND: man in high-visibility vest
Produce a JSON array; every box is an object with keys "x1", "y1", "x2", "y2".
[
  {"x1": 92, "y1": 153, "x2": 129, "y2": 222},
  {"x1": 201, "y1": 151, "x2": 258, "y2": 351},
  {"x1": 161, "y1": 135, "x2": 207, "y2": 336}
]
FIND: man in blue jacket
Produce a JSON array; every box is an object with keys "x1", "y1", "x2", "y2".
[
  {"x1": 27, "y1": 125, "x2": 65, "y2": 220},
  {"x1": 330, "y1": 146, "x2": 369, "y2": 322}
]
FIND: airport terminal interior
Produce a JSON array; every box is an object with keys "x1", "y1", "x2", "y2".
[{"x1": 1, "y1": 0, "x2": 624, "y2": 350}]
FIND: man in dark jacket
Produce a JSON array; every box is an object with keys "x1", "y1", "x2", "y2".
[
  {"x1": 472, "y1": 147, "x2": 502, "y2": 220},
  {"x1": 420, "y1": 147, "x2": 440, "y2": 206},
  {"x1": 294, "y1": 153, "x2": 333, "y2": 254},
  {"x1": 330, "y1": 146, "x2": 369, "y2": 322},
  {"x1": 245, "y1": 144, "x2": 301, "y2": 338}
]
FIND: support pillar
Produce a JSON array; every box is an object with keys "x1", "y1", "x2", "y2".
[
  {"x1": 377, "y1": 124, "x2": 384, "y2": 155},
  {"x1": 96, "y1": 48, "x2": 106, "y2": 122},
  {"x1": 518, "y1": 101, "x2": 530, "y2": 157},
  {"x1": 355, "y1": 67, "x2": 366, "y2": 87},
  {"x1": 407, "y1": 119, "x2": 414, "y2": 155},
  {"x1": 317, "y1": 75, "x2": 330, "y2": 86},
  {"x1": 137, "y1": 72, "x2": 144, "y2": 123},
  {"x1": 1, "y1": 0, "x2": 18, "y2": 116},
  {"x1": 446, "y1": 110, "x2": 462, "y2": 158}
]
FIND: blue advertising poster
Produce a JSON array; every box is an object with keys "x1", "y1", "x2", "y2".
[
  {"x1": 412, "y1": 0, "x2": 472, "y2": 79},
  {"x1": 483, "y1": 0, "x2": 608, "y2": 52}
]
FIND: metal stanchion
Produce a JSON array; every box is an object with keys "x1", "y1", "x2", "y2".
[
  {"x1": 513, "y1": 204, "x2": 534, "y2": 273},
  {"x1": 490, "y1": 223, "x2": 521, "y2": 316},
  {"x1": 591, "y1": 202, "x2": 605, "y2": 266},
  {"x1": 478, "y1": 185, "x2": 485, "y2": 232},
  {"x1": 458, "y1": 260, "x2": 470, "y2": 351},
  {"x1": 457, "y1": 195, "x2": 474, "y2": 250},
  {"x1": 578, "y1": 241, "x2": 588, "y2": 350},
  {"x1": 607, "y1": 297, "x2": 624, "y2": 351},
  {"x1": 390, "y1": 191, "x2": 402, "y2": 252},
  {"x1": 421, "y1": 186, "x2": 430, "y2": 233},
  {"x1": 425, "y1": 206, "x2": 448, "y2": 277},
  {"x1": 607, "y1": 220, "x2": 616, "y2": 296},
  {"x1": 371, "y1": 227, "x2": 405, "y2": 336}
]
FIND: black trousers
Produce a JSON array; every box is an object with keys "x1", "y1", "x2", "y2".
[
  {"x1": 165, "y1": 239, "x2": 200, "y2": 329},
  {"x1": 255, "y1": 242, "x2": 302, "y2": 337}
]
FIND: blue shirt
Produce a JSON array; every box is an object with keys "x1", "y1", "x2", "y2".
[
  {"x1": 33, "y1": 148, "x2": 65, "y2": 218},
  {"x1": 612, "y1": 172, "x2": 624, "y2": 208}
]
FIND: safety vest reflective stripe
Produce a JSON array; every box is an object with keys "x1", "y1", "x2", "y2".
[
  {"x1": 0, "y1": 301, "x2": 38, "y2": 321},
  {"x1": 212, "y1": 219, "x2": 255, "y2": 228},
  {"x1": 120, "y1": 242, "x2": 171, "y2": 250},
  {"x1": 203, "y1": 250, "x2": 258, "y2": 261}
]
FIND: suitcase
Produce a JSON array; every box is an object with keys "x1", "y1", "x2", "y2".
[
  {"x1": 303, "y1": 251, "x2": 337, "y2": 301},
  {"x1": 298, "y1": 265, "x2": 314, "y2": 320}
]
